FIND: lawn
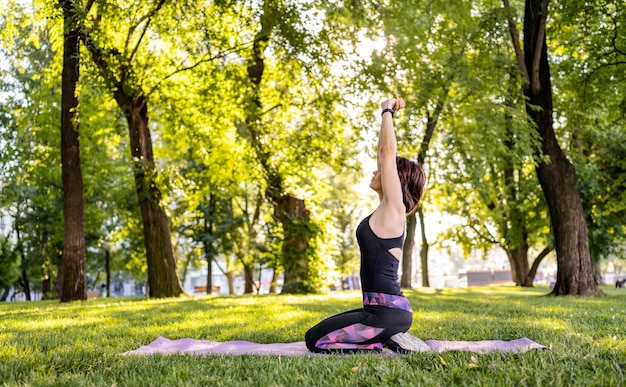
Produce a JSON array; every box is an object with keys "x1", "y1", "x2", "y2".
[{"x1": 1, "y1": 285, "x2": 625, "y2": 386}]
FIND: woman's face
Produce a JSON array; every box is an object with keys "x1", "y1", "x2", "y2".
[{"x1": 369, "y1": 170, "x2": 382, "y2": 192}]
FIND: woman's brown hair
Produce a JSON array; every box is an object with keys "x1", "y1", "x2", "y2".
[{"x1": 396, "y1": 156, "x2": 426, "y2": 214}]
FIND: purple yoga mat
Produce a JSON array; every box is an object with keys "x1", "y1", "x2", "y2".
[{"x1": 123, "y1": 336, "x2": 547, "y2": 356}]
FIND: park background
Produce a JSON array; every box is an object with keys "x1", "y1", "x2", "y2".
[
  {"x1": 0, "y1": 0, "x2": 625, "y2": 302},
  {"x1": 1, "y1": 1, "x2": 626, "y2": 385}
]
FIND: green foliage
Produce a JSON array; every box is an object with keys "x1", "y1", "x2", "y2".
[
  {"x1": 549, "y1": 0, "x2": 626, "y2": 262},
  {"x1": 2, "y1": 0, "x2": 625, "y2": 296},
  {"x1": 0, "y1": 287, "x2": 625, "y2": 385},
  {"x1": 363, "y1": 0, "x2": 551, "y2": 270},
  {"x1": 0, "y1": 2, "x2": 64, "y2": 294},
  {"x1": 574, "y1": 127, "x2": 626, "y2": 261}
]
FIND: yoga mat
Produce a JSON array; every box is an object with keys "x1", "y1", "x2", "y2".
[{"x1": 123, "y1": 336, "x2": 547, "y2": 356}]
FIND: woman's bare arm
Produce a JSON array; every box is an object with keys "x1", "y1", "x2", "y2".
[{"x1": 370, "y1": 98, "x2": 406, "y2": 238}]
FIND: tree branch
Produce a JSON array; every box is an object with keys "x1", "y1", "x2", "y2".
[
  {"x1": 418, "y1": 90, "x2": 446, "y2": 165},
  {"x1": 470, "y1": 223, "x2": 499, "y2": 245},
  {"x1": 129, "y1": 0, "x2": 168, "y2": 64},
  {"x1": 79, "y1": 30, "x2": 131, "y2": 108},
  {"x1": 531, "y1": 0, "x2": 549, "y2": 95},
  {"x1": 502, "y1": 0, "x2": 530, "y2": 88},
  {"x1": 146, "y1": 40, "x2": 254, "y2": 97},
  {"x1": 584, "y1": 60, "x2": 626, "y2": 90},
  {"x1": 525, "y1": 245, "x2": 552, "y2": 284},
  {"x1": 602, "y1": 2, "x2": 626, "y2": 57},
  {"x1": 85, "y1": 0, "x2": 95, "y2": 13}
]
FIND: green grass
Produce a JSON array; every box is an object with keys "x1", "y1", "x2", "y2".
[{"x1": 1, "y1": 285, "x2": 625, "y2": 386}]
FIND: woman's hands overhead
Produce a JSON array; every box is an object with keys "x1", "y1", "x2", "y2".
[{"x1": 380, "y1": 98, "x2": 405, "y2": 113}]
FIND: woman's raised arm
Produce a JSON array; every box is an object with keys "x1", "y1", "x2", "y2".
[{"x1": 370, "y1": 98, "x2": 406, "y2": 238}]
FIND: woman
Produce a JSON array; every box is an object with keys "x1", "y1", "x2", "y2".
[{"x1": 304, "y1": 97, "x2": 428, "y2": 353}]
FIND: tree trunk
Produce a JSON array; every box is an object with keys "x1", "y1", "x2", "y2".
[
  {"x1": 13, "y1": 227, "x2": 31, "y2": 300},
  {"x1": 20, "y1": 265, "x2": 31, "y2": 301},
  {"x1": 0, "y1": 288, "x2": 8, "y2": 301},
  {"x1": 242, "y1": 194, "x2": 263, "y2": 294},
  {"x1": 243, "y1": 263, "x2": 255, "y2": 294},
  {"x1": 276, "y1": 196, "x2": 313, "y2": 293},
  {"x1": 418, "y1": 207, "x2": 430, "y2": 287},
  {"x1": 270, "y1": 268, "x2": 278, "y2": 294},
  {"x1": 41, "y1": 237, "x2": 52, "y2": 299},
  {"x1": 403, "y1": 99, "x2": 443, "y2": 288},
  {"x1": 204, "y1": 244, "x2": 213, "y2": 295},
  {"x1": 114, "y1": 92, "x2": 183, "y2": 298},
  {"x1": 79, "y1": 6, "x2": 183, "y2": 298},
  {"x1": 524, "y1": 246, "x2": 551, "y2": 286},
  {"x1": 54, "y1": 268, "x2": 63, "y2": 300},
  {"x1": 257, "y1": 263, "x2": 263, "y2": 294},
  {"x1": 226, "y1": 271, "x2": 234, "y2": 295},
  {"x1": 502, "y1": 161, "x2": 531, "y2": 287},
  {"x1": 59, "y1": 0, "x2": 87, "y2": 302},
  {"x1": 502, "y1": 87, "x2": 534, "y2": 288},
  {"x1": 522, "y1": 0, "x2": 601, "y2": 295},
  {"x1": 41, "y1": 260, "x2": 51, "y2": 299},
  {"x1": 401, "y1": 213, "x2": 416, "y2": 288},
  {"x1": 104, "y1": 248, "x2": 111, "y2": 298},
  {"x1": 506, "y1": 244, "x2": 530, "y2": 286},
  {"x1": 202, "y1": 194, "x2": 216, "y2": 293}
]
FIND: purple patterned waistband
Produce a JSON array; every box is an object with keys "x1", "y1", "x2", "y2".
[{"x1": 362, "y1": 292, "x2": 412, "y2": 312}]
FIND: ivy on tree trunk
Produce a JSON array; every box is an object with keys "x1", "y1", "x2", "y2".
[{"x1": 243, "y1": 1, "x2": 317, "y2": 294}]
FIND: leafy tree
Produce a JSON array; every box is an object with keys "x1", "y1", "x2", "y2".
[
  {"x1": 502, "y1": 0, "x2": 601, "y2": 295},
  {"x1": 576, "y1": 129, "x2": 626, "y2": 267},
  {"x1": 55, "y1": 0, "x2": 267, "y2": 297},
  {"x1": 0, "y1": 2, "x2": 64, "y2": 299},
  {"x1": 78, "y1": 75, "x2": 144, "y2": 297},
  {"x1": 549, "y1": 0, "x2": 626, "y2": 267},
  {"x1": 1, "y1": 1, "x2": 146, "y2": 301},
  {"x1": 153, "y1": 50, "x2": 267, "y2": 294},
  {"x1": 437, "y1": 90, "x2": 553, "y2": 286},
  {"x1": 424, "y1": 2, "x2": 554, "y2": 287},
  {"x1": 238, "y1": 0, "x2": 357, "y2": 293}
]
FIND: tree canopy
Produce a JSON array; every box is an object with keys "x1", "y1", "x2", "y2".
[{"x1": 1, "y1": 0, "x2": 624, "y2": 299}]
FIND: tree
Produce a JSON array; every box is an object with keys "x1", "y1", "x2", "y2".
[
  {"x1": 58, "y1": 0, "x2": 87, "y2": 302},
  {"x1": 239, "y1": 0, "x2": 356, "y2": 293},
  {"x1": 437, "y1": 94, "x2": 553, "y2": 286},
  {"x1": 74, "y1": 0, "x2": 193, "y2": 297},
  {"x1": 502, "y1": 0, "x2": 601, "y2": 295},
  {"x1": 576, "y1": 128, "x2": 626, "y2": 267},
  {"x1": 241, "y1": 1, "x2": 313, "y2": 294},
  {"x1": 154, "y1": 54, "x2": 268, "y2": 294},
  {"x1": 0, "y1": 2, "x2": 65, "y2": 300},
  {"x1": 549, "y1": 0, "x2": 626, "y2": 268},
  {"x1": 323, "y1": 173, "x2": 364, "y2": 290},
  {"x1": 427, "y1": 5, "x2": 555, "y2": 287}
]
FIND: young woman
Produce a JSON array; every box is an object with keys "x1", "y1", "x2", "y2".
[{"x1": 305, "y1": 97, "x2": 428, "y2": 353}]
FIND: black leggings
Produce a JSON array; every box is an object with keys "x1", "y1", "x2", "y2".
[{"x1": 305, "y1": 306, "x2": 412, "y2": 353}]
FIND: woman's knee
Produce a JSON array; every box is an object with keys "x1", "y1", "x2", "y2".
[{"x1": 304, "y1": 328, "x2": 319, "y2": 352}]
